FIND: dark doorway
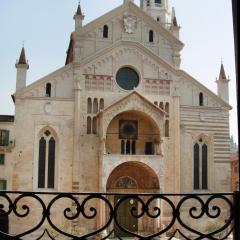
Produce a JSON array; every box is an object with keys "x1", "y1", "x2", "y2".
[
  {"x1": 114, "y1": 195, "x2": 138, "y2": 237},
  {"x1": 145, "y1": 142, "x2": 153, "y2": 155},
  {"x1": 0, "y1": 210, "x2": 9, "y2": 234}
]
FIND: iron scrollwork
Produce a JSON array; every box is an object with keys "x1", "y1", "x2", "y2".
[{"x1": 0, "y1": 191, "x2": 238, "y2": 239}]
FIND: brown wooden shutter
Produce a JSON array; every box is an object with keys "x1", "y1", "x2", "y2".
[{"x1": 3, "y1": 130, "x2": 9, "y2": 146}]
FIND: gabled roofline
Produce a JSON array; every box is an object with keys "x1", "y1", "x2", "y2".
[
  {"x1": 14, "y1": 63, "x2": 73, "y2": 97},
  {"x1": 80, "y1": 40, "x2": 178, "y2": 73},
  {"x1": 179, "y1": 70, "x2": 232, "y2": 109},
  {"x1": 98, "y1": 90, "x2": 166, "y2": 115},
  {"x1": 74, "y1": 1, "x2": 184, "y2": 47}
]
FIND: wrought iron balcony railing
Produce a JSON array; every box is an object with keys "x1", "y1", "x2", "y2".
[{"x1": 0, "y1": 191, "x2": 239, "y2": 239}]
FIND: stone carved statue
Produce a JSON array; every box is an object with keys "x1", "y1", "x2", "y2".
[{"x1": 123, "y1": 15, "x2": 137, "y2": 34}]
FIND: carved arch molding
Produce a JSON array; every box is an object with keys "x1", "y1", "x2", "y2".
[{"x1": 102, "y1": 94, "x2": 164, "y2": 139}]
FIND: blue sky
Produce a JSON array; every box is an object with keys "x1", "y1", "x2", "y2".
[{"x1": 0, "y1": 0, "x2": 238, "y2": 143}]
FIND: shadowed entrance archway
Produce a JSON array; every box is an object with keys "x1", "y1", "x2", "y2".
[
  {"x1": 0, "y1": 210, "x2": 9, "y2": 234},
  {"x1": 106, "y1": 161, "x2": 160, "y2": 237}
]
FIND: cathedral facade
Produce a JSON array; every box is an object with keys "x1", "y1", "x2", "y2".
[{"x1": 0, "y1": 0, "x2": 232, "y2": 235}]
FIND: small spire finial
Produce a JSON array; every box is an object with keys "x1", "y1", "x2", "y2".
[
  {"x1": 76, "y1": 1, "x2": 83, "y2": 16},
  {"x1": 16, "y1": 45, "x2": 29, "y2": 69},
  {"x1": 219, "y1": 61, "x2": 227, "y2": 80}
]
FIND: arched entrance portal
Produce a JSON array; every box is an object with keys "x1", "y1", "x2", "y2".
[{"x1": 106, "y1": 162, "x2": 160, "y2": 237}]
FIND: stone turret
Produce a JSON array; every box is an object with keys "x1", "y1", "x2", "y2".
[
  {"x1": 15, "y1": 47, "x2": 29, "y2": 92},
  {"x1": 73, "y1": 2, "x2": 84, "y2": 30},
  {"x1": 216, "y1": 63, "x2": 230, "y2": 103}
]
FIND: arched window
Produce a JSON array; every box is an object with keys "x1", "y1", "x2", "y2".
[
  {"x1": 165, "y1": 102, "x2": 169, "y2": 115},
  {"x1": 147, "y1": 0, "x2": 150, "y2": 6},
  {"x1": 132, "y1": 140, "x2": 136, "y2": 155},
  {"x1": 93, "y1": 98, "x2": 98, "y2": 113},
  {"x1": 38, "y1": 130, "x2": 56, "y2": 189},
  {"x1": 46, "y1": 83, "x2": 51, "y2": 97},
  {"x1": 121, "y1": 140, "x2": 125, "y2": 154},
  {"x1": 157, "y1": 17, "x2": 160, "y2": 22},
  {"x1": 202, "y1": 144, "x2": 208, "y2": 189},
  {"x1": 165, "y1": 120, "x2": 169, "y2": 137},
  {"x1": 193, "y1": 138, "x2": 208, "y2": 190},
  {"x1": 126, "y1": 140, "x2": 131, "y2": 154},
  {"x1": 92, "y1": 117, "x2": 97, "y2": 134},
  {"x1": 154, "y1": 101, "x2": 158, "y2": 106},
  {"x1": 87, "y1": 98, "x2": 92, "y2": 113},
  {"x1": 159, "y1": 102, "x2": 164, "y2": 110},
  {"x1": 99, "y1": 98, "x2": 104, "y2": 111},
  {"x1": 87, "y1": 117, "x2": 92, "y2": 134},
  {"x1": 103, "y1": 25, "x2": 109, "y2": 38},
  {"x1": 149, "y1": 30, "x2": 154, "y2": 43},
  {"x1": 193, "y1": 143, "x2": 200, "y2": 190},
  {"x1": 199, "y1": 92, "x2": 204, "y2": 106}
]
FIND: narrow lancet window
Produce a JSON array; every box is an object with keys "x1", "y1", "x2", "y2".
[
  {"x1": 87, "y1": 98, "x2": 92, "y2": 113},
  {"x1": 202, "y1": 144, "x2": 208, "y2": 189},
  {"x1": 199, "y1": 92, "x2": 204, "y2": 106},
  {"x1": 38, "y1": 130, "x2": 56, "y2": 189},
  {"x1": 92, "y1": 117, "x2": 97, "y2": 134},
  {"x1": 149, "y1": 30, "x2": 154, "y2": 43},
  {"x1": 103, "y1": 25, "x2": 109, "y2": 38},
  {"x1": 193, "y1": 138, "x2": 208, "y2": 190},
  {"x1": 46, "y1": 83, "x2": 51, "y2": 97},
  {"x1": 93, "y1": 98, "x2": 98, "y2": 113},
  {"x1": 99, "y1": 98, "x2": 104, "y2": 111},
  {"x1": 165, "y1": 102, "x2": 169, "y2": 115},
  {"x1": 38, "y1": 137, "x2": 46, "y2": 188},
  {"x1": 87, "y1": 117, "x2": 92, "y2": 134},
  {"x1": 48, "y1": 137, "x2": 55, "y2": 188},
  {"x1": 165, "y1": 120, "x2": 169, "y2": 137},
  {"x1": 194, "y1": 143, "x2": 200, "y2": 190},
  {"x1": 121, "y1": 140, "x2": 125, "y2": 154}
]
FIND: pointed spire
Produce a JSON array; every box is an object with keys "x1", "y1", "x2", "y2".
[
  {"x1": 172, "y1": 7, "x2": 178, "y2": 27},
  {"x1": 18, "y1": 47, "x2": 27, "y2": 64},
  {"x1": 73, "y1": 1, "x2": 84, "y2": 29},
  {"x1": 219, "y1": 63, "x2": 227, "y2": 80},
  {"x1": 173, "y1": 16, "x2": 178, "y2": 27},
  {"x1": 76, "y1": 2, "x2": 83, "y2": 16}
]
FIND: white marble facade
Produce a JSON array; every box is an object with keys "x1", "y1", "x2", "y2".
[{"x1": 0, "y1": 0, "x2": 232, "y2": 234}]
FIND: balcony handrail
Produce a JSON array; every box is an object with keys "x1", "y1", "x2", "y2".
[{"x1": 0, "y1": 191, "x2": 239, "y2": 239}]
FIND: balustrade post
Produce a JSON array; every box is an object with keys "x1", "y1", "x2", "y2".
[{"x1": 233, "y1": 191, "x2": 240, "y2": 240}]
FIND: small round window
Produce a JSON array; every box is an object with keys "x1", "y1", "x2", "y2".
[{"x1": 116, "y1": 67, "x2": 139, "y2": 90}]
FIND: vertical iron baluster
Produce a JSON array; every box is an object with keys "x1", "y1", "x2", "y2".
[{"x1": 233, "y1": 191, "x2": 240, "y2": 240}]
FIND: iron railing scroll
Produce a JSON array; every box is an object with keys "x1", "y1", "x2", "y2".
[{"x1": 0, "y1": 191, "x2": 239, "y2": 239}]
